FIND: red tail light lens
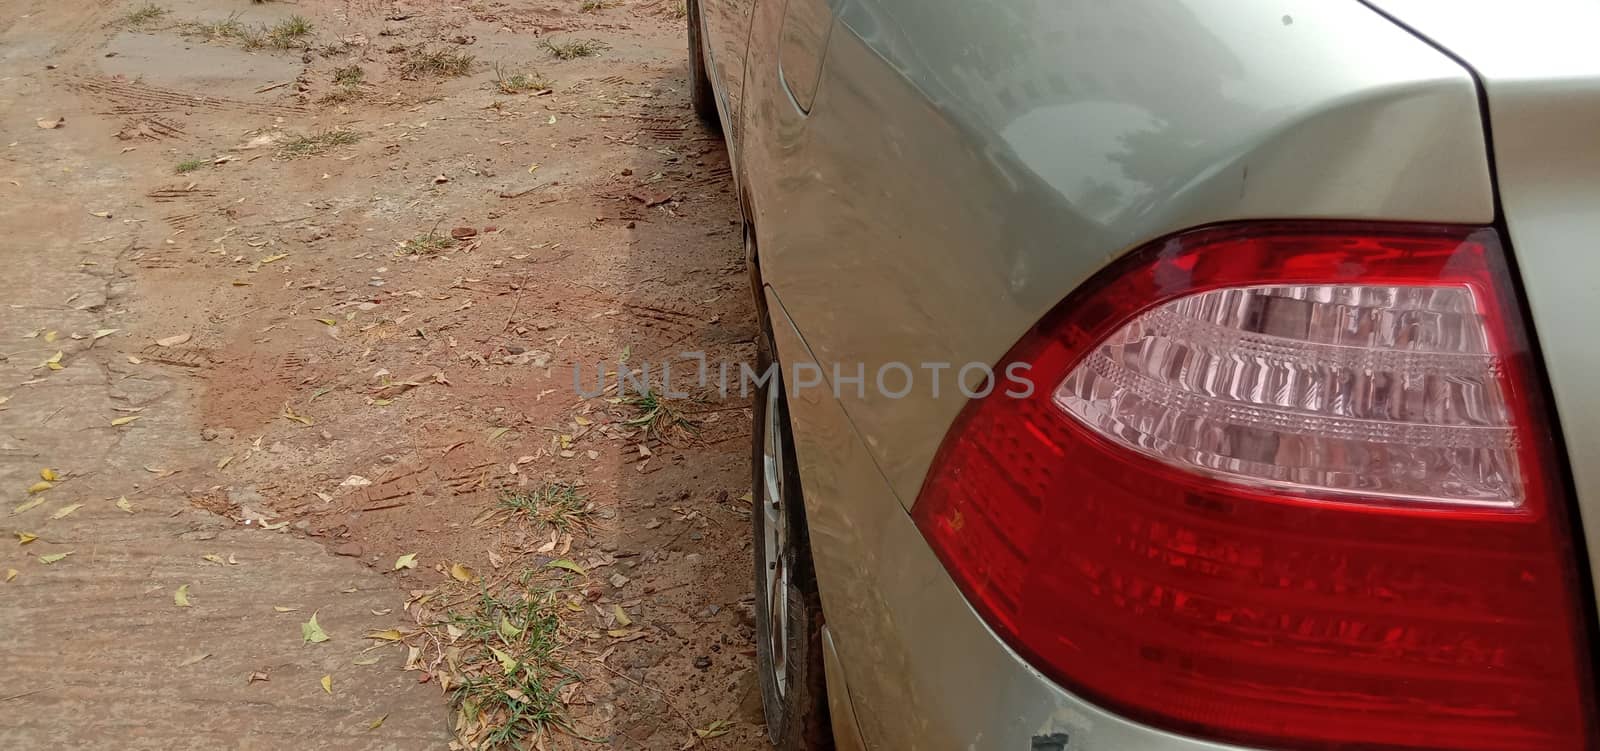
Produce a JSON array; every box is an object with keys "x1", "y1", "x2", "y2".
[{"x1": 913, "y1": 224, "x2": 1596, "y2": 751}]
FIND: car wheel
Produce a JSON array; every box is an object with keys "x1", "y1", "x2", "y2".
[
  {"x1": 751, "y1": 323, "x2": 831, "y2": 750},
  {"x1": 686, "y1": 0, "x2": 721, "y2": 129}
]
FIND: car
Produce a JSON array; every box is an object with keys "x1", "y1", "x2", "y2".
[{"x1": 687, "y1": 1, "x2": 1600, "y2": 749}]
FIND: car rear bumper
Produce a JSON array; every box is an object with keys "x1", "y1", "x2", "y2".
[{"x1": 765, "y1": 290, "x2": 1260, "y2": 751}]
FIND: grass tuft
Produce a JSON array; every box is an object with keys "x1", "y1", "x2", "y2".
[
  {"x1": 499, "y1": 483, "x2": 590, "y2": 532},
  {"x1": 539, "y1": 38, "x2": 608, "y2": 60},
  {"x1": 174, "y1": 158, "x2": 207, "y2": 174},
  {"x1": 119, "y1": 3, "x2": 169, "y2": 26},
  {"x1": 623, "y1": 387, "x2": 698, "y2": 443},
  {"x1": 244, "y1": 15, "x2": 313, "y2": 49},
  {"x1": 332, "y1": 64, "x2": 365, "y2": 86},
  {"x1": 491, "y1": 63, "x2": 550, "y2": 94},
  {"x1": 439, "y1": 587, "x2": 574, "y2": 748},
  {"x1": 277, "y1": 129, "x2": 361, "y2": 158},
  {"x1": 400, "y1": 231, "x2": 457, "y2": 255},
  {"x1": 183, "y1": 11, "x2": 244, "y2": 40},
  {"x1": 579, "y1": 0, "x2": 612, "y2": 11},
  {"x1": 399, "y1": 46, "x2": 476, "y2": 78}
]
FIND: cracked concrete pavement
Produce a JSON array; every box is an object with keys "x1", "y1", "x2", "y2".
[{"x1": 0, "y1": 46, "x2": 451, "y2": 751}]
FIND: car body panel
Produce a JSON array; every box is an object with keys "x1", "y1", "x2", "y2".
[
  {"x1": 766, "y1": 289, "x2": 1260, "y2": 750},
  {"x1": 698, "y1": 0, "x2": 759, "y2": 154},
  {"x1": 1359, "y1": 0, "x2": 1600, "y2": 639},
  {"x1": 737, "y1": 0, "x2": 1493, "y2": 507}
]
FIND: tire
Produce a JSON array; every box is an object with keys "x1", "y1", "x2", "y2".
[
  {"x1": 686, "y1": 0, "x2": 721, "y2": 129},
  {"x1": 751, "y1": 323, "x2": 831, "y2": 750}
]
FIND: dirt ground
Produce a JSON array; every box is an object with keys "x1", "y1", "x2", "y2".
[{"x1": 1, "y1": 1, "x2": 763, "y2": 748}]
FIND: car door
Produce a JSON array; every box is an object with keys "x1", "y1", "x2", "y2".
[{"x1": 698, "y1": 0, "x2": 760, "y2": 151}]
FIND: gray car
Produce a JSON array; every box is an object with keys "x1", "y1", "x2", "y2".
[{"x1": 688, "y1": 1, "x2": 1600, "y2": 749}]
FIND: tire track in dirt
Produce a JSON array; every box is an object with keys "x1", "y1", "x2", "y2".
[{"x1": 64, "y1": 75, "x2": 309, "y2": 117}]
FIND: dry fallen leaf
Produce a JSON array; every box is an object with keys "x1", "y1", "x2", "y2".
[
  {"x1": 273, "y1": 605, "x2": 300, "y2": 613},
  {"x1": 111, "y1": 415, "x2": 141, "y2": 427},
  {"x1": 394, "y1": 552, "x2": 418, "y2": 570},
  {"x1": 180, "y1": 653, "x2": 210, "y2": 667},
  {"x1": 612, "y1": 605, "x2": 632, "y2": 628},
  {"x1": 281, "y1": 403, "x2": 313, "y2": 426},
  {"x1": 16, "y1": 531, "x2": 38, "y2": 545},
  {"x1": 366, "y1": 629, "x2": 406, "y2": 641},
  {"x1": 13, "y1": 497, "x2": 47, "y2": 515},
  {"x1": 695, "y1": 720, "x2": 734, "y2": 739},
  {"x1": 202, "y1": 554, "x2": 225, "y2": 565},
  {"x1": 352, "y1": 655, "x2": 381, "y2": 666},
  {"x1": 369, "y1": 714, "x2": 388, "y2": 730},
  {"x1": 546, "y1": 558, "x2": 585, "y2": 575},
  {"x1": 27, "y1": 481, "x2": 53, "y2": 495},
  {"x1": 302, "y1": 611, "x2": 330, "y2": 643},
  {"x1": 320, "y1": 674, "x2": 333, "y2": 694},
  {"x1": 449, "y1": 562, "x2": 478, "y2": 583},
  {"x1": 49, "y1": 503, "x2": 82, "y2": 520},
  {"x1": 155, "y1": 332, "x2": 191, "y2": 347},
  {"x1": 37, "y1": 117, "x2": 64, "y2": 129},
  {"x1": 40, "y1": 468, "x2": 59, "y2": 482},
  {"x1": 4, "y1": 569, "x2": 16, "y2": 582},
  {"x1": 247, "y1": 671, "x2": 270, "y2": 684},
  {"x1": 38, "y1": 551, "x2": 72, "y2": 564},
  {"x1": 175, "y1": 584, "x2": 192, "y2": 607},
  {"x1": 115, "y1": 496, "x2": 135, "y2": 514}
]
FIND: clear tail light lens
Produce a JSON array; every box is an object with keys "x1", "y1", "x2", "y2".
[{"x1": 913, "y1": 224, "x2": 1596, "y2": 751}]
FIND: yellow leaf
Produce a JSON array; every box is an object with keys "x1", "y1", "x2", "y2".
[
  {"x1": 612, "y1": 605, "x2": 632, "y2": 628},
  {"x1": 281, "y1": 403, "x2": 313, "y2": 426},
  {"x1": 111, "y1": 415, "x2": 140, "y2": 427},
  {"x1": 695, "y1": 719, "x2": 734, "y2": 739},
  {"x1": 574, "y1": 415, "x2": 592, "y2": 426},
  {"x1": 273, "y1": 605, "x2": 300, "y2": 613},
  {"x1": 320, "y1": 674, "x2": 332, "y2": 694},
  {"x1": 365, "y1": 629, "x2": 406, "y2": 641},
  {"x1": 40, "y1": 468, "x2": 59, "y2": 482},
  {"x1": 607, "y1": 628, "x2": 634, "y2": 638},
  {"x1": 202, "y1": 554, "x2": 225, "y2": 564},
  {"x1": 50, "y1": 503, "x2": 82, "y2": 520},
  {"x1": 449, "y1": 562, "x2": 478, "y2": 583},
  {"x1": 369, "y1": 714, "x2": 388, "y2": 730},
  {"x1": 44, "y1": 330, "x2": 58, "y2": 343},
  {"x1": 16, "y1": 531, "x2": 37, "y2": 544},
  {"x1": 315, "y1": 318, "x2": 336, "y2": 326},
  {"x1": 115, "y1": 496, "x2": 135, "y2": 513},
  {"x1": 38, "y1": 551, "x2": 72, "y2": 564},
  {"x1": 27, "y1": 481, "x2": 53, "y2": 495},
  {"x1": 498, "y1": 615, "x2": 519, "y2": 640},
  {"x1": 393, "y1": 552, "x2": 418, "y2": 570},
  {"x1": 260, "y1": 253, "x2": 288, "y2": 264},
  {"x1": 216, "y1": 454, "x2": 234, "y2": 469},
  {"x1": 489, "y1": 646, "x2": 518, "y2": 674},
  {"x1": 352, "y1": 655, "x2": 381, "y2": 666},
  {"x1": 175, "y1": 584, "x2": 191, "y2": 607},
  {"x1": 302, "y1": 612, "x2": 330, "y2": 643},
  {"x1": 93, "y1": 328, "x2": 118, "y2": 340},
  {"x1": 545, "y1": 558, "x2": 585, "y2": 575},
  {"x1": 12, "y1": 497, "x2": 47, "y2": 515},
  {"x1": 4, "y1": 569, "x2": 16, "y2": 582}
]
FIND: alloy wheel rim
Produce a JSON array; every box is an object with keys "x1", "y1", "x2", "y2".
[{"x1": 761, "y1": 380, "x2": 791, "y2": 698}]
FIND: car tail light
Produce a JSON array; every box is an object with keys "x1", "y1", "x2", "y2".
[{"x1": 913, "y1": 224, "x2": 1596, "y2": 751}]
